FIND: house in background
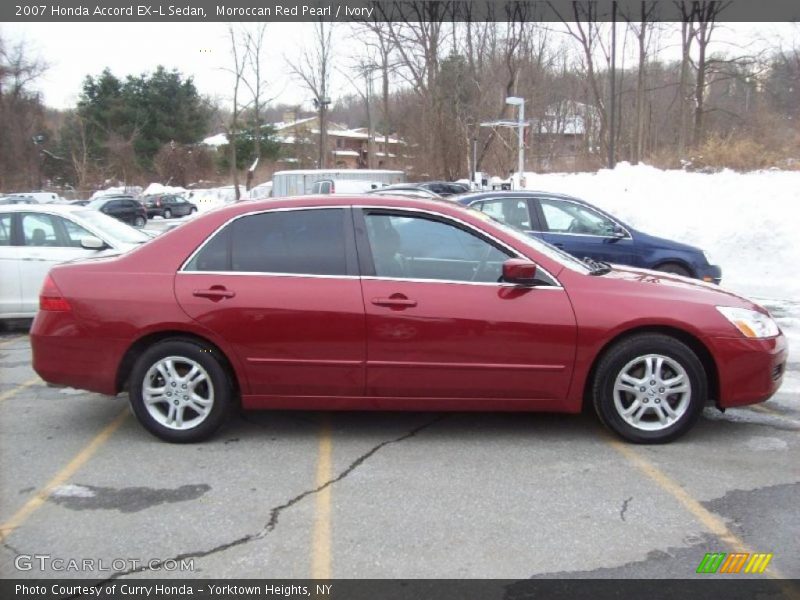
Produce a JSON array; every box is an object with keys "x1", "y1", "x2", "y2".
[{"x1": 530, "y1": 101, "x2": 600, "y2": 170}]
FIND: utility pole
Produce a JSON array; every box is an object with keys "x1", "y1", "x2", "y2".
[
  {"x1": 506, "y1": 96, "x2": 526, "y2": 189},
  {"x1": 608, "y1": 0, "x2": 617, "y2": 169}
]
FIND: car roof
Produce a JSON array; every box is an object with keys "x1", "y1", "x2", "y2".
[{"x1": 0, "y1": 203, "x2": 84, "y2": 214}]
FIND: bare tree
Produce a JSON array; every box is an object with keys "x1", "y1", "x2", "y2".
[
  {"x1": 624, "y1": 1, "x2": 659, "y2": 163},
  {"x1": 287, "y1": 21, "x2": 334, "y2": 169},
  {"x1": 224, "y1": 25, "x2": 249, "y2": 201}
]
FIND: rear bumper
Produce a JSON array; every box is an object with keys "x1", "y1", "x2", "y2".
[
  {"x1": 708, "y1": 333, "x2": 787, "y2": 407},
  {"x1": 30, "y1": 311, "x2": 125, "y2": 396}
]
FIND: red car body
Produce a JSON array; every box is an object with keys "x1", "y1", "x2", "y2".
[{"x1": 31, "y1": 196, "x2": 786, "y2": 431}]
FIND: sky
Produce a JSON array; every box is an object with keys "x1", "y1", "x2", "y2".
[{"x1": 3, "y1": 21, "x2": 797, "y2": 115}]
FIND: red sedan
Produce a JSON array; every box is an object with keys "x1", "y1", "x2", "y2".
[{"x1": 30, "y1": 196, "x2": 787, "y2": 443}]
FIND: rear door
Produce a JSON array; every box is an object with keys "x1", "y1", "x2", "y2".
[{"x1": 175, "y1": 207, "x2": 366, "y2": 398}]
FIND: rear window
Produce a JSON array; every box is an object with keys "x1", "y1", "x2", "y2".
[{"x1": 185, "y1": 208, "x2": 347, "y2": 276}]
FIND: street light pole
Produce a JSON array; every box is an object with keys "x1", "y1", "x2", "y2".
[{"x1": 506, "y1": 96, "x2": 526, "y2": 189}]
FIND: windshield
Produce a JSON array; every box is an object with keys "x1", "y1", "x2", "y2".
[
  {"x1": 75, "y1": 209, "x2": 151, "y2": 244},
  {"x1": 467, "y1": 207, "x2": 591, "y2": 274}
]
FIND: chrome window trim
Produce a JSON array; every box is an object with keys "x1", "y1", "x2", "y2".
[
  {"x1": 179, "y1": 205, "x2": 349, "y2": 274},
  {"x1": 537, "y1": 196, "x2": 633, "y2": 240},
  {"x1": 177, "y1": 270, "x2": 359, "y2": 280},
  {"x1": 179, "y1": 203, "x2": 564, "y2": 288}
]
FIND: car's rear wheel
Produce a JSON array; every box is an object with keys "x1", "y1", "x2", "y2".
[
  {"x1": 129, "y1": 339, "x2": 231, "y2": 442},
  {"x1": 163, "y1": 208, "x2": 172, "y2": 219},
  {"x1": 134, "y1": 216, "x2": 146, "y2": 227},
  {"x1": 592, "y1": 334, "x2": 706, "y2": 443},
  {"x1": 656, "y1": 262, "x2": 691, "y2": 277}
]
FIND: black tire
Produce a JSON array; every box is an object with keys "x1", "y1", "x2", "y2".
[
  {"x1": 134, "y1": 216, "x2": 146, "y2": 227},
  {"x1": 129, "y1": 339, "x2": 232, "y2": 442},
  {"x1": 656, "y1": 262, "x2": 692, "y2": 277},
  {"x1": 592, "y1": 334, "x2": 706, "y2": 444},
  {"x1": 163, "y1": 208, "x2": 172, "y2": 219}
]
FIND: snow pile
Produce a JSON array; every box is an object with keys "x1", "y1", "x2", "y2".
[
  {"x1": 142, "y1": 182, "x2": 187, "y2": 196},
  {"x1": 186, "y1": 185, "x2": 248, "y2": 212},
  {"x1": 90, "y1": 186, "x2": 143, "y2": 199},
  {"x1": 524, "y1": 163, "x2": 800, "y2": 302}
]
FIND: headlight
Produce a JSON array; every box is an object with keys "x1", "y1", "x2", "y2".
[{"x1": 716, "y1": 306, "x2": 779, "y2": 338}]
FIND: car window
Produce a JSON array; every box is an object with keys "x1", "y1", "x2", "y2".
[
  {"x1": 21, "y1": 213, "x2": 60, "y2": 247},
  {"x1": 479, "y1": 198, "x2": 532, "y2": 230},
  {"x1": 60, "y1": 217, "x2": 94, "y2": 247},
  {"x1": 539, "y1": 198, "x2": 616, "y2": 236},
  {"x1": 364, "y1": 212, "x2": 510, "y2": 283},
  {"x1": 185, "y1": 208, "x2": 347, "y2": 276},
  {"x1": 0, "y1": 213, "x2": 11, "y2": 245}
]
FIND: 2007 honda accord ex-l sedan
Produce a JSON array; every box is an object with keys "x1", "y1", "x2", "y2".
[{"x1": 30, "y1": 196, "x2": 787, "y2": 444}]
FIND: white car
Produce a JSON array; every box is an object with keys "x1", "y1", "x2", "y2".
[{"x1": 0, "y1": 204, "x2": 151, "y2": 319}]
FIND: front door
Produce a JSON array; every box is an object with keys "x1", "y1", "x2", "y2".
[
  {"x1": 17, "y1": 212, "x2": 94, "y2": 314},
  {"x1": 175, "y1": 207, "x2": 365, "y2": 398},
  {"x1": 534, "y1": 197, "x2": 637, "y2": 266},
  {"x1": 0, "y1": 213, "x2": 21, "y2": 316},
  {"x1": 356, "y1": 208, "x2": 577, "y2": 401}
]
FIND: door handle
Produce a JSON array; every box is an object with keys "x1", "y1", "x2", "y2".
[
  {"x1": 371, "y1": 296, "x2": 417, "y2": 308},
  {"x1": 193, "y1": 287, "x2": 235, "y2": 300}
]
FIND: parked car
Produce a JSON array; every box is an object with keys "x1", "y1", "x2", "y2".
[
  {"x1": 416, "y1": 181, "x2": 471, "y2": 196},
  {"x1": 31, "y1": 196, "x2": 784, "y2": 444},
  {"x1": 458, "y1": 191, "x2": 722, "y2": 283},
  {"x1": 0, "y1": 204, "x2": 151, "y2": 319},
  {"x1": 143, "y1": 194, "x2": 198, "y2": 219},
  {"x1": 0, "y1": 195, "x2": 36, "y2": 205},
  {"x1": 69, "y1": 200, "x2": 91, "y2": 206},
  {"x1": 367, "y1": 184, "x2": 442, "y2": 199},
  {"x1": 86, "y1": 196, "x2": 147, "y2": 227}
]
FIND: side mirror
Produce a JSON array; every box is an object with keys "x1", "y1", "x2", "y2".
[
  {"x1": 80, "y1": 235, "x2": 106, "y2": 250},
  {"x1": 502, "y1": 258, "x2": 538, "y2": 286}
]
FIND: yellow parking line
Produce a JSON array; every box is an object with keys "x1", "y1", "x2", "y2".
[
  {"x1": 311, "y1": 414, "x2": 333, "y2": 579},
  {"x1": 0, "y1": 378, "x2": 40, "y2": 404},
  {"x1": 750, "y1": 404, "x2": 788, "y2": 418},
  {"x1": 0, "y1": 408, "x2": 128, "y2": 542},
  {"x1": 607, "y1": 437, "x2": 791, "y2": 581},
  {"x1": 0, "y1": 335, "x2": 27, "y2": 349}
]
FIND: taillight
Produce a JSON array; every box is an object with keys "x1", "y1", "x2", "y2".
[{"x1": 40, "y1": 274, "x2": 71, "y2": 312}]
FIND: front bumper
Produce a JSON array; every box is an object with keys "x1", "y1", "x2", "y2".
[
  {"x1": 697, "y1": 264, "x2": 722, "y2": 285},
  {"x1": 707, "y1": 333, "x2": 787, "y2": 407}
]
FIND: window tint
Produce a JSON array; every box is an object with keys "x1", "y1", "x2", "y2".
[
  {"x1": 185, "y1": 209, "x2": 347, "y2": 276},
  {"x1": 21, "y1": 213, "x2": 59, "y2": 247},
  {"x1": 540, "y1": 198, "x2": 617, "y2": 236},
  {"x1": 0, "y1": 214, "x2": 11, "y2": 245},
  {"x1": 479, "y1": 198, "x2": 531, "y2": 230},
  {"x1": 364, "y1": 213, "x2": 510, "y2": 283}
]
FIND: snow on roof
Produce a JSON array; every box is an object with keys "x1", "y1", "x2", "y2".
[
  {"x1": 142, "y1": 183, "x2": 187, "y2": 196},
  {"x1": 332, "y1": 150, "x2": 360, "y2": 157},
  {"x1": 202, "y1": 133, "x2": 229, "y2": 147}
]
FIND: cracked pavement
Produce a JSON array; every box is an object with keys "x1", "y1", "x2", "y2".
[{"x1": 0, "y1": 313, "x2": 798, "y2": 580}]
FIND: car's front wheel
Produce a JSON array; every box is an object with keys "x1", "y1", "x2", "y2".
[
  {"x1": 592, "y1": 334, "x2": 706, "y2": 443},
  {"x1": 129, "y1": 339, "x2": 232, "y2": 442},
  {"x1": 163, "y1": 208, "x2": 173, "y2": 219},
  {"x1": 656, "y1": 262, "x2": 691, "y2": 277},
  {"x1": 134, "y1": 216, "x2": 146, "y2": 227}
]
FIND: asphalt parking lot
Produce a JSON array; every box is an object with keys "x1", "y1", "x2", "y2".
[{"x1": 0, "y1": 300, "x2": 797, "y2": 583}]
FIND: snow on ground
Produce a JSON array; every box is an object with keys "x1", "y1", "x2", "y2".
[{"x1": 523, "y1": 163, "x2": 800, "y2": 303}]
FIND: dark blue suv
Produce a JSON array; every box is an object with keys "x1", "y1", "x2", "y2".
[{"x1": 457, "y1": 191, "x2": 721, "y2": 283}]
